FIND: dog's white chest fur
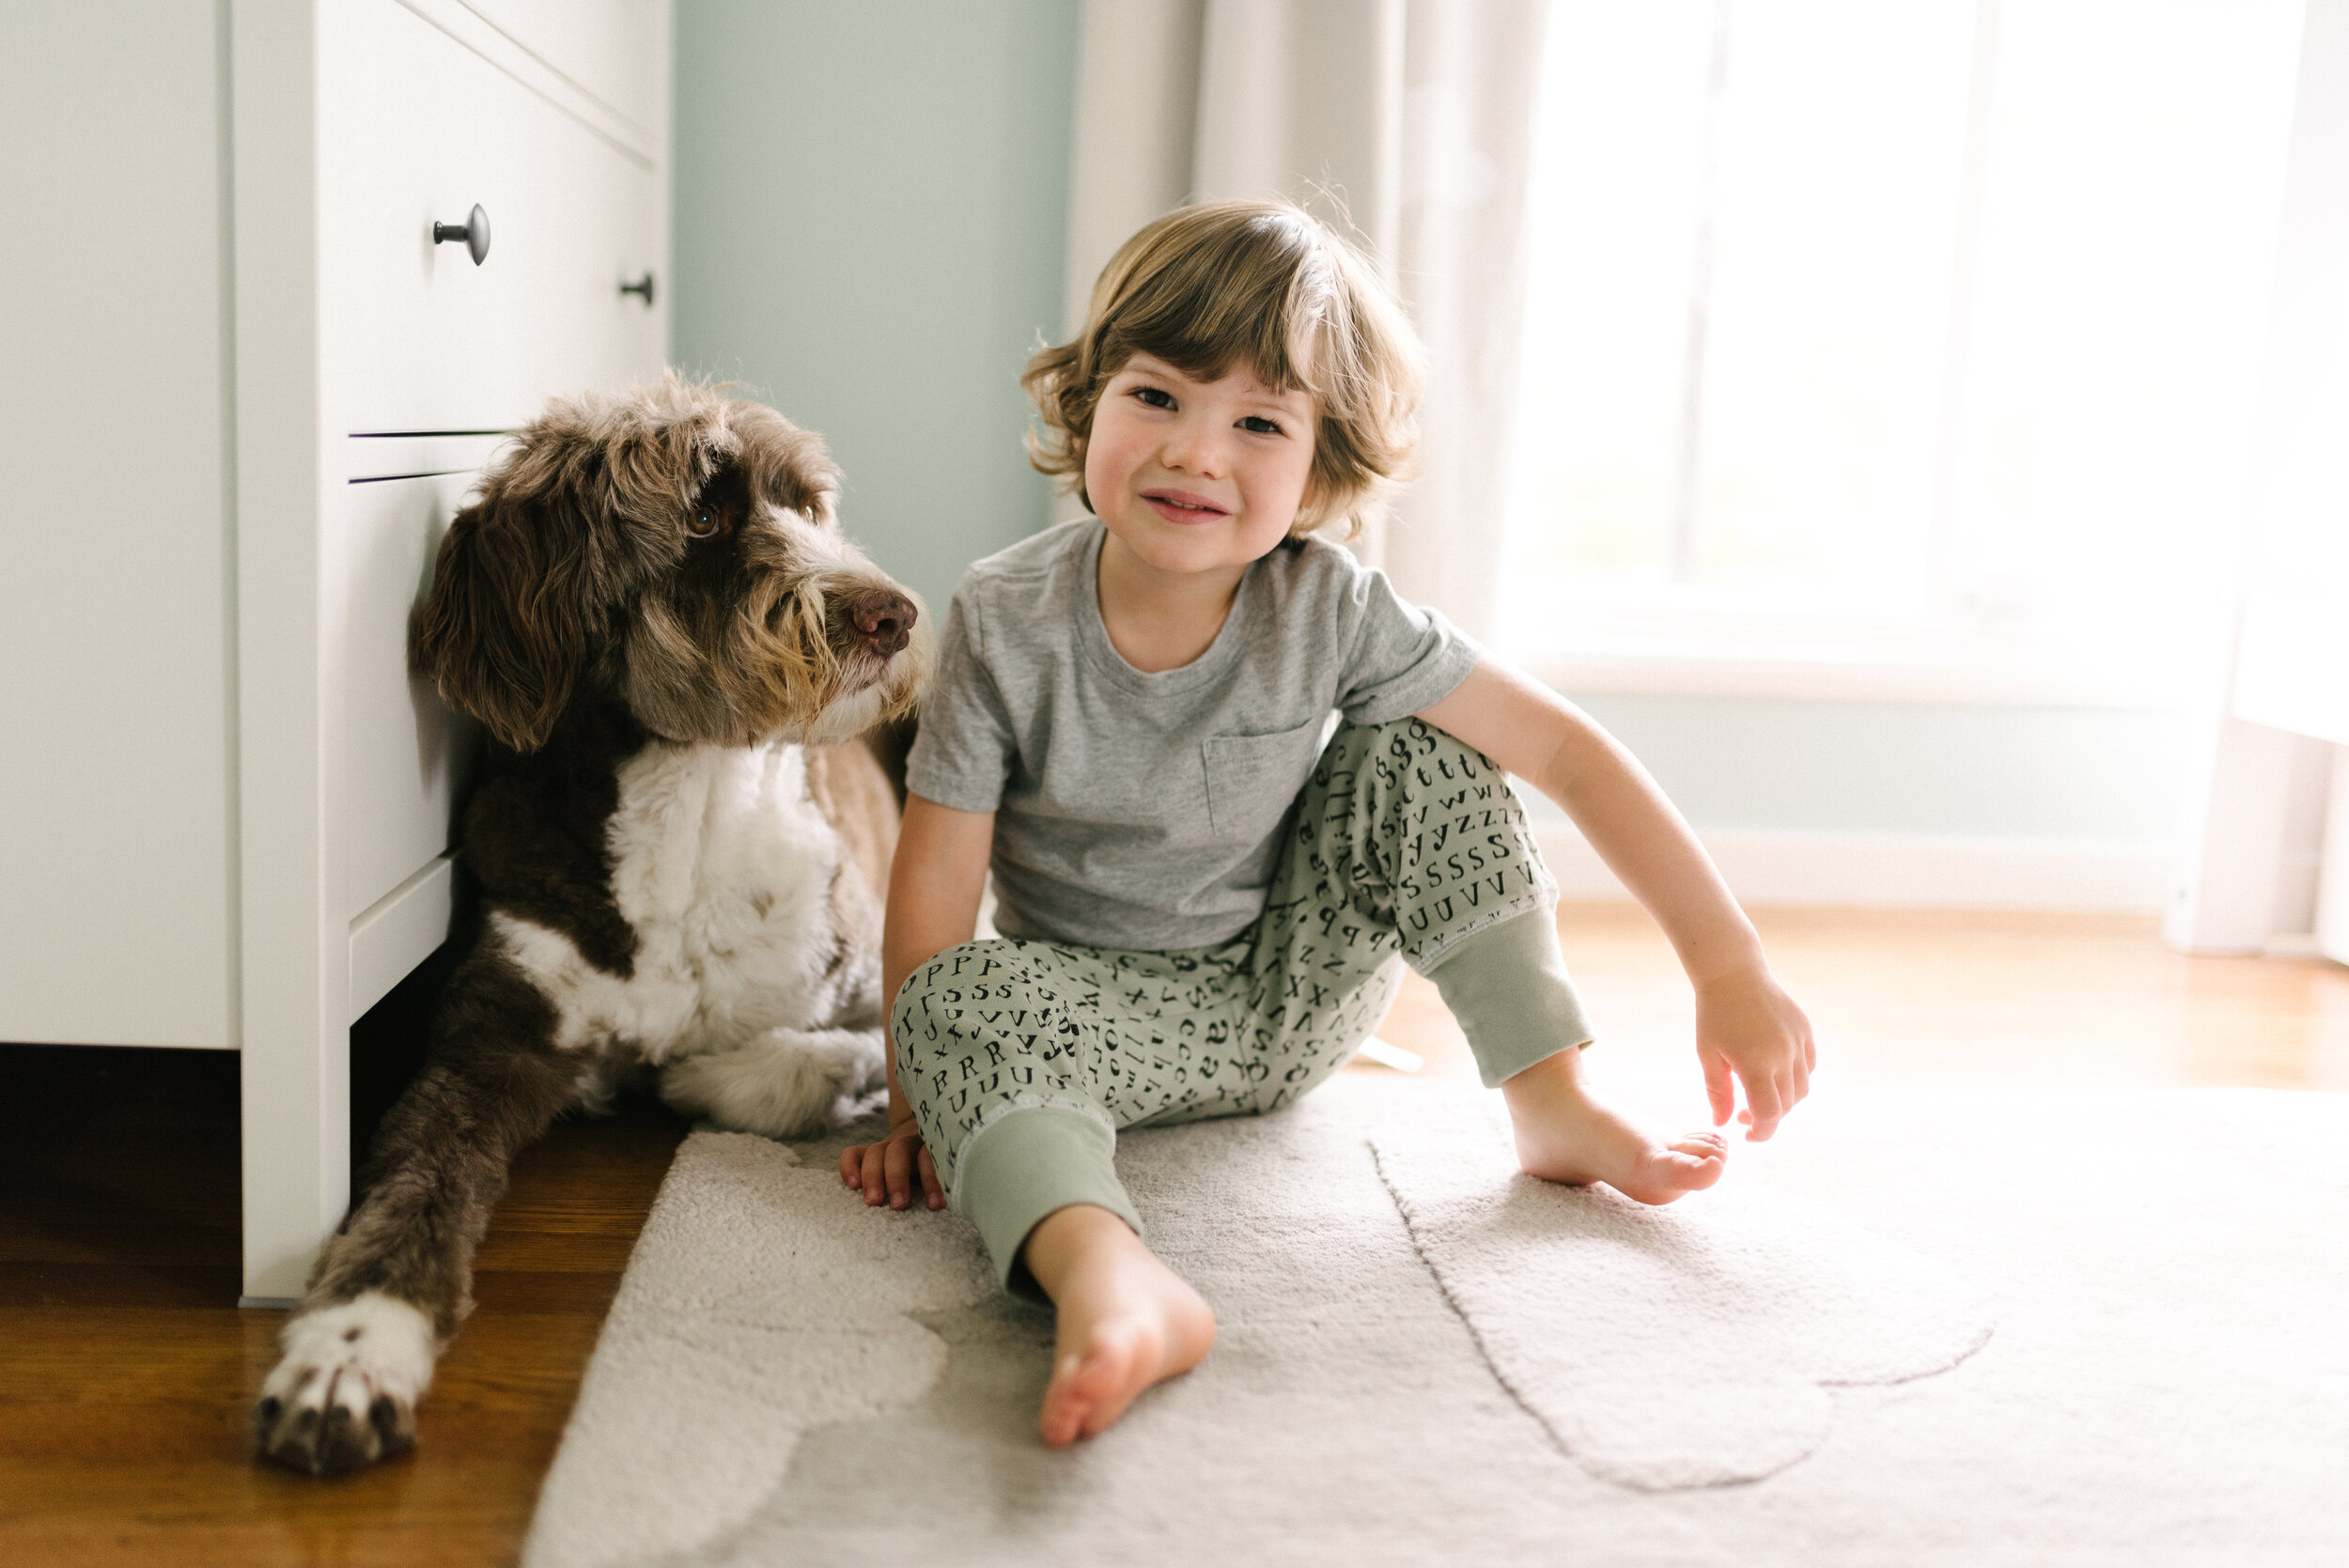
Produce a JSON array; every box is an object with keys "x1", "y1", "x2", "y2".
[{"x1": 494, "y1": 740, "x2": 862, "y2": 1063}]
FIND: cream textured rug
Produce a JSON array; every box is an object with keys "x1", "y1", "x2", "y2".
[{"x1": 524, "y1": 1073, "x2": 2349, "y2": 1568}]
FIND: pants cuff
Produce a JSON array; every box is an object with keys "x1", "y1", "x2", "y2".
[
  {"x1": 1424, "y1": 906, "x2": 1595, "y2": 1088},
  {"x1": 953, "y1": 1105, "x2": 1143, "y2": 1300}
]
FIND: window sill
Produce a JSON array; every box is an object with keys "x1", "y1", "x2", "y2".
[{"x1": 1503, "y1": 637, "x2": 2182, "y2": 709}]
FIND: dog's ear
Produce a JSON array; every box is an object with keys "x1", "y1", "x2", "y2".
[
  {"x1": 410, "y1": 489, "x2": 610, "y2": 752},
  {"x1": 730, "y1": 403, "x2": 842, "y2": 525}
]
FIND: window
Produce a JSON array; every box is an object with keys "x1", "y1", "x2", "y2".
[{"x1": 1501, "y1": 0, "x2": 2306, "y2": 704}]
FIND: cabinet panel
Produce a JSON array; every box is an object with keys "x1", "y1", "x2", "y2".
[
  {"x1": 344, "y1": 469, "x2": 482, "y2": 919},
  {"x1": 351, "y1": 853, "x2": 457, "y2": 1021},
  {"x1": 319, "y1": 0, "x2": 665, "y2": 440},
  {"x1": 0, "y1": 0, "x2": 234, "y2": 1048},
  {"x1": 464, "y1": 0, "x2": 661, "y2": 139}
]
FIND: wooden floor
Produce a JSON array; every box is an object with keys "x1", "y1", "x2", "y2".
[
  {"x1": 3, "y1": 908, "x2": 2344, "y2": 1566},
  {"x1": 0, "y1": 956, "x2": 690, "y2": 1568},
  {"x1": 1386, "y1": 905, "x2": 2349, "y2": 1094}
]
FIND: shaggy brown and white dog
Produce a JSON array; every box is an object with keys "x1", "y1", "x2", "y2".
[{"x1": 253, "y1": 378, "x2": 927, "y2": 1474}]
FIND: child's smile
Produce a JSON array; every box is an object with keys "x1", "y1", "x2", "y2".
[
  {"x1": 1084, "y1": 352, "x2": 1317, "y2": 590},
  {"x1": 1139, "y1": 487, "x2": 1230, "y2": 524}
]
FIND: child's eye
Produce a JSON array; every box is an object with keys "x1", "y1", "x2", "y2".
[
  {"x1": 1132, "y1": 386, "x2": 1176, "y2": 410},
  {"x1": 1239, "y1": 415, "x2": 1284, "y2": 436}
]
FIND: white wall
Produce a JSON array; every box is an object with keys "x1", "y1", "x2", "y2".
[
  {"x1": 1568, "y1": 694, "x2": 2183, "y2": 840},
  {"x1": 1535, "y1": 694, "x2": 2185, "y2": 909}
]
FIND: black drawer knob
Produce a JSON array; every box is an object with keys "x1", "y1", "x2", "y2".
[
  {"x1": 432, "y1": 204, "x2": 491, "y2": 266},
  {"x1": 619, "y1": 272, "x2": 656, "y2": 305}
]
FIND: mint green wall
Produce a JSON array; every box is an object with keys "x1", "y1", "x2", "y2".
[{"x1": 671, "y1": 0, "x2": 1080, "y2": 613}]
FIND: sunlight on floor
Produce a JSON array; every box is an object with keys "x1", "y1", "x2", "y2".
[{"x1": 1360, "y1": 905, "x2": 2349, "y2": 1094}]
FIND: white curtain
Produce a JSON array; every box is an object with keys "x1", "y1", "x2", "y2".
[{"x1": 1059, "y1": 0, "x2": 1551, "y2": 640}]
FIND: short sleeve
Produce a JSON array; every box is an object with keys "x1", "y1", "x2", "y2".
[
  {"x1": 1334, "y1": 566, "x2": 1484, "y2": 723},
  {"x1": 904, "y1": 583, "x2": 1018, "y2": 813}
]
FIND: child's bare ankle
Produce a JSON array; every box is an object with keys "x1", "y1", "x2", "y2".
[
  {"x1": 1020, "y1": 1203, "x2": 1142, "y2": 1302},
  {"x1": 1022, "y1": 1207, "x2": 1216, "y2": 1447},
  {"x1": 1499, "y1": 1044, "x2": 1590, "y2": 1116},
  {"x1": 1498, "y1": 1048, "x2": 1726, "y2": 1204}
]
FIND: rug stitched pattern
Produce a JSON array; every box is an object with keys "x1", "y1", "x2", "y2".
[{"x1": 1366, "y1": 1094, "x2": 1995, "y2": 1489}]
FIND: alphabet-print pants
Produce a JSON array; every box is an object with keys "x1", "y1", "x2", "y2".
[{"x1": 893, "y1": 718, "x2": 1595, "y2": 1293}]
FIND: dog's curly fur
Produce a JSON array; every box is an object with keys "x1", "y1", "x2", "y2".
[
  {"x1": 253, "y1": 378, "x2": 929, "y2": 1475},
  {"x1": 412, "y1": 380, "x2": 917, "y2": 752}
]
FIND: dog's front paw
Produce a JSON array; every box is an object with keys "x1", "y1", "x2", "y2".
[
  {"x1": 660, "y1": 1027, "x2": 886, "y2": 1139},
  {"x1": 252, "y1": 1292, "x2": 438, "y2": 1474}
]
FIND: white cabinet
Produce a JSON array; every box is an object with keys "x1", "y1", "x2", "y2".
[
  {"x1": 322, "y1": 0, "x2": 665, "y2": 437},
  {"x1": 1, "y1": 0, "x2": 671, "y2": 1301},
  {"x1": 344, "y1": 460, "x2": 490, "y2": 925}
]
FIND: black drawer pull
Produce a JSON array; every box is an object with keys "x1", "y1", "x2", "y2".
[
  {"x1": 431, "y1": 205, "x2": 491, "y2": 265},
  {"x1": 620, "y1": 272, "x2": 655, "y2": 304}
]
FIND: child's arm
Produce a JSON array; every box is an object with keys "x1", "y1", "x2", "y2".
[
  {"x1": 1416, "y1": 659, "x2": 1815, "y2": 1139},
  {"x1": 840, "y1": 793, "x2": 996, "y2": 1208}
]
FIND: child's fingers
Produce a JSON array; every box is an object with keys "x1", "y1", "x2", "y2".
[
  {"x1": 1703, "y1": 1049, "x2": 1735, "y2": 1126},
  {"x1": 884, "y1": 1138, "x2": 915, "y2": 1208},
  {"x1": 919, "y1": 1144, "x2": 945, "y2": 1209},
  {"x1": 1741, "y1": 1071, "x2": 1786, "y2": 1141}
]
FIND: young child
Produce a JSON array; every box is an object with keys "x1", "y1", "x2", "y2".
[{"x1": 841, "y1": 199, "x2": 1815, "y2": 1449}]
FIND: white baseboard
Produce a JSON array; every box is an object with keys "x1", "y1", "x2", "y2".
[{"x1": 1533, "y1": 824, "x2": 2170, "y2": 912}]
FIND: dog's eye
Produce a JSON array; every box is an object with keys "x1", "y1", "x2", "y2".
[{"x1": 687, "y1": 509, "x2": 720, "y2": 539}]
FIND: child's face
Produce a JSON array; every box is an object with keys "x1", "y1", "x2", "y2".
[{"x1": 1084, "y1": 353, "x2": 1317, "y2": 584}]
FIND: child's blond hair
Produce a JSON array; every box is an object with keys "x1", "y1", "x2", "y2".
[{"x1": 1022, "y1": 199, "x2": 1423, "y2": 540}]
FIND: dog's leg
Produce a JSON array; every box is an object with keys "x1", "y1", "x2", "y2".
[
  {"x1": 253, "y1": 956, "x2": 579, "y2": 1474},
  {"x1": 656, "y1": 1027, "x2": 885, "y2": 1140}
]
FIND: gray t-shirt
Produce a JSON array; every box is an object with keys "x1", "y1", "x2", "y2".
[{"x1": 906, "y1": 518, "x2": 1482, "y2": 951}]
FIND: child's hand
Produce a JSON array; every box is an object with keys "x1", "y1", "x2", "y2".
[
  {"x1": 1694, "y1": 966, "x2": 1815, "y2": 1141},
  {"x1": 840, "y1": 1114, "x2": 945, "y2": 1210}
]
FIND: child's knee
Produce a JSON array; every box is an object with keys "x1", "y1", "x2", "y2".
[
  {"x1": 890, "y1": 939, "x2": 1093, "y2": 1152},
  {"x1": 893, "y1": 941, "x2": 1005, "y2": 1103},
  {"x1": 1289, "y1": 717, "x2": 1556, "y2": 949},
  {"x1": 1321, "y1": 716, "x2": 1504, "y2": 792},
  {"x1": 1314, "y1": 719, "x2": 1529, "y2": 850},
  {"x1": 891, "y1": 938, "x2": 1019, "y2": 1032}
]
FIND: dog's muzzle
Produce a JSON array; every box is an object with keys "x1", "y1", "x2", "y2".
[{"x1": 843, "y1": 590, "x2": 917, "y2": 658}]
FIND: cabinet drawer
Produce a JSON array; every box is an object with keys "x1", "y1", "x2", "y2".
[
  {"x1": 344, "y1": 466, "x2": 482, "y2": 921},
  {"x1": 463, "y1": 0, "x2": 662, "y2": 142},
  {"x1": 319, "y1": 0, "x2": 666, "y2": 439}
]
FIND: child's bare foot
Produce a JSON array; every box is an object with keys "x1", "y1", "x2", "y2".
[
  {"x1": 1500, "y1": 1048, "x2": 1726, "y2": 1204},
  {"x1": 1019, "y1": 1203, "x2": 1216, "y2": 1448}
]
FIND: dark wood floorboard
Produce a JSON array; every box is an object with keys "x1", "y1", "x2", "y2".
[{"x1": 0, "y1": 957, "x2": 689, "y2": 1568}]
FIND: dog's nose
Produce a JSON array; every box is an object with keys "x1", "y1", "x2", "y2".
[{"x1": 847, "y1": 590, "x2": 916, "y2": 656}]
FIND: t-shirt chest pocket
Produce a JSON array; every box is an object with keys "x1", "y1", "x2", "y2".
[{"x1": 1201, "y1": 715, "x2": 1336, "y2": 841}]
